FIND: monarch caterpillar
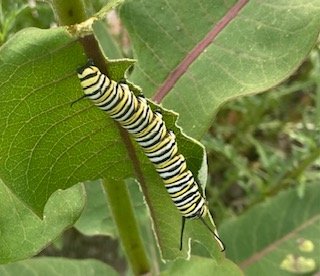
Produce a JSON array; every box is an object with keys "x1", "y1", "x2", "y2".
[{"x1": 76, "y1": 60, "x2": 225, "y2": 251}]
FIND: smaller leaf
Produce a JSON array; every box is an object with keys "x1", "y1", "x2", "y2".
[
  {"x1": 75, "y1": 178, "x2": 151, "y2": 238},
  {"x1": 0, "y1": 257, "x2": 118, "y2": 276},
  {"x1": 92, "y1": 20, "x2": 123, "y2": 59},
  {"x1": 219, "y1": 183, "x2": 320, "y2": 275},
  {"x1": 105, "y1": 59, "x2": 136, "y2": 82},
  {"x1": 161, "y1": 255, "x2": 242, "y2": 276},
  {"x1": 0, "y1": 179, "x2": 85, "y2": 264},
  {"x1": 95, "y1": 0, "x2": 125, "y2": 20},
  {"x1": 74, "y1": 180, "x2": 116, "y2": 237}
]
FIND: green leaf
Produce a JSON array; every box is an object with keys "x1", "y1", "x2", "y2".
[
  {"x1": 0, "y1": 257, "x2": 118, "y2": 276},
  {"x1": 161, "y1": 255, "x2": 243, "y2": 276},
  {"x1": 74, "y1": 179, "x2": 151, "y2": 237},
  {"x1": 120, "y1": 0, "x2": 320, "y2": 139},
  {"x1": 0, "y1": 178, "x2": 85, "y2": 263},
  {"x1": 74, "y1": 180, "x2": 116, "y2": 237},
  {"x1": 95, "y1": 0, "x2": 124, "y2": 20},
  {"x1": 0, "y1": 27, "x2": 89, "y2": 214},
  {"x1": 0, "y1": 27, "x2": 221, "y2": 260},
  {"x1": 92, "y1": 20, "x2": 123, "y2": 59},
  {"x1": 219, "y1": 183, "x2": 320, "y2": 275}
]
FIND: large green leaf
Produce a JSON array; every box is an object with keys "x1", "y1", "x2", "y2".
[
  {"x1": 0, "y1": 257, "x2": 118, "y2": 276},
  {"x1": 0, "y1": 27, "x2": 220, "y2": 260},
  {"x1": 219, "y1": 183, "x2": 320, "y2": 275},
  {"x1": 5, "y1": 0, "x2": 316, "y2": 264},
  {"x1": 120, "y1": 0, "x2": 320, "y2": 139},
  {"x1": 0, "y1": 28, "x2": 111, "y2": 215},
  {"x1": 0, "y1": 179, "x2": 85, "y2": 263}
]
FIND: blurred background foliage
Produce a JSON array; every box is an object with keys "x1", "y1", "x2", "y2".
[
  {"x1": 0, "y1": 0, "x2": 319, "y2": 274},
  {"x1": 203, "y1": 53, "x2": 320, "y2": 224},
  {"x1": 0, "y1": 0, "x2": 52, "y2": 44}
]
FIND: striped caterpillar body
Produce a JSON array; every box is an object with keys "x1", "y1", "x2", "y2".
[{"x1": 76, "y1": 60, "x2": 224, "y2": 251}]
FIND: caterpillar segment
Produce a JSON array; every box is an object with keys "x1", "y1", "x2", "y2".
[{"x1": 76, "y1": 61, "x2": 225, "y2": 251}]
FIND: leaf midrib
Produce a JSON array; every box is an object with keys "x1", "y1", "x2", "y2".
[{"x1": 152, "y1": 0, "x2": 249, "y2": 103}]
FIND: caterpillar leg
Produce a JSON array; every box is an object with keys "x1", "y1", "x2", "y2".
[{"x1": 179, "y1": 216, "x2": 186, "y2": 251}]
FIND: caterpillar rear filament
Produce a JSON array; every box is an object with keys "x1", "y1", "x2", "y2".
[{"x1": 76, "y1": 60, "x2": 225, "y2": 251}]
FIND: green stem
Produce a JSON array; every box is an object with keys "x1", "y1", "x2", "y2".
[
  {"x1": 103, "y1": 179, "x2": 150, "y2": 275},
  {"x1": 78, "y1": 26, "x2": 152, "y2": 276},
  {"x1": 315, "y1": 59, "x2": 320, "y2": 133},
  {"x1": 255, "y1": 148, "x2": 320, "y2": 205},
  {"x1": 49, "y1": 1, "x2": 151, "y2": 273},
  {"x1": 246, "y1": 147, "x2": 320, "y2": 210},
  {"x1": 281, "y1": 149, "x2": 320, "y2": 181},
  {"x1": 50, "y1": 0, "x2": 87, "y2": 25}
]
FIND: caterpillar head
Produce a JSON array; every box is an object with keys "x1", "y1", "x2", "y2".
[
  {"x1": 77, "y1": 60, "x2": 101, "y2": 96},
  {"x1": 77, "y1": 59, "x2": 99, "y2": 77},
  {"x1": 71, "y1": 60, "x2": 101, "y2": 107}
]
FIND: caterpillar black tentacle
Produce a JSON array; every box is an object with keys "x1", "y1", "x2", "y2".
[{"x1": 77, "y1": 61, "x2": 225, "y2": 252}]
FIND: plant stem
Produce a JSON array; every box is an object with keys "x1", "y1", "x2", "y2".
[
  {"x1": 282, "y1": 149, "x2": 320, "y2": 181},
  {"x1": 103, "y1": 179, "x2": 150, "y2": 275},
  {"x1": 51, "y1": 1, "x2": 151, "y2": 273},
  {"x1": 50, "y1": 0, "x2": 87, "y2": 25},
  {"x1": 315, "y1": 59, "x2": 320, "y2": 133},
  {"x1": 79, "y1": 32, "x2": 152, "y2": 276},
  {"x1": 268, "y1": 148, "x2": 320, "y2": 197},
  {"x1": 247, "y1": 147, "x2": 320, "y2": 209}
]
